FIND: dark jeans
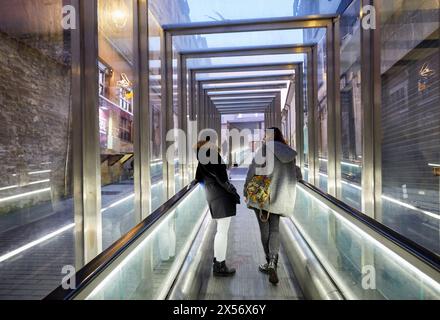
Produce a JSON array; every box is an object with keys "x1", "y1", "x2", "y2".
[{"x1": 253, "y1": 209, "x2": 280, "y2": 259}]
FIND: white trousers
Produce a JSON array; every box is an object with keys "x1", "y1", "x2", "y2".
[{"x1": 214, "y1": 217, "x2": 231, "y2": 262}]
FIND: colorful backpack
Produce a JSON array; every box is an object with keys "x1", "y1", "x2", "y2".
[{"x1": 245, "y1": 175, "x2": 271, "y2": 222}]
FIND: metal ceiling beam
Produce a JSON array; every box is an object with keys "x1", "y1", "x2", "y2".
[
  {"x1": 192, "y1": 62, "x2": 297, "y2": 74},
  {"x1": 215, "y1": 103, "x2": 273, "y2": 109},
  {"x1": 163, "y1": 15, "x2": 337, "y2": 35},
  {"x1": 201, "y1": 74, "x2": 291, "y2": 85},
  {"x1": 181, "y1": 44, "x2": 313, "y2": 59},
  {"x1": 218, "y1": 105, "x2": 267, "y2": 112},
  {"x1": 205, "y1": 84, "x2": 287, "y2": 92},
  {"x1": 213, "y1": 99, "x2": 274, "y2": 105},
  {"x1": 220, "y1": 110, "x2": 267, "y2": 115},
  {"x1": 216, "y1": 105, "x2": 269, "y2": 110},
  {"x1": 210, "y1": 92, "x2": 277, "y2": 99}
]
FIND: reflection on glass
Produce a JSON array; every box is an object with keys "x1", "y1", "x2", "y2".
[
  {"x1": 86, "y1": 185, "x2": 208, "y2": 300},
  {"x1": 340, "y1": 0, "x2": 362, "y2": 210},
  {"x1": 149, "y1": 0, "x2": 343, "y2": 25},
  {"x1": 0, "y1": 0, "x2": 75, "y2": 299},
  {"x1": 380, "y1": 1, "x2": 439, "y2": 254},
  {"x1": 149, "y1": 11, "x2": 166, "y2": 211},
  {"x1": 303, "y1": 55, "x2": 309, "y2": 178},
  {"x1": 196, "y1": 70, "x2": 294, "y2": 80},
  {"x1": 187, "y1": 54, "x2": 305, "y2": 69},
  {"x1": 292, "y1": 186, "x2": 440, "y2": 299},
  {"x1": 174, "y1": 29, "x2": 304, "y2": 51},
  {"x1": 315, "y1": 30, "x2": 328, "y2": 192},
  {"x1": 98, "y1": 0, "x2": 136, "y2": 250},
  {"x1": 172, "y1": 49, "x2": 182, "y2": 194}
]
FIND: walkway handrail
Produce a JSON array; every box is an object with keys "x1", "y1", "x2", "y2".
[
  {"x1": 45, "y1": 180, "x2": 199, "y2": 300},
  {"x1": 299, "y1": 180, "x2": 440, "y2": 273}
]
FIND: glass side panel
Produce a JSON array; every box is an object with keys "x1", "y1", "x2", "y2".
[
  {"x1": 379, "y1": 1, "x2": 439, "y2": 254},
  {"x1": 315, "y1": 29, "x2": 328, "y2": 192},
  {"x1": 149, "y1": 11, "x2": 166, "y2": 211},
  {"x1": 339, "y1": 0, "x2": 362, "y2": 210},
  {"x1": 0, "y1": 0, "x2": 75, "y2": 299},
  {"x1": 172, "y1": 47, "x2": 182, "y2": 195},
  {"x1": 303, "y1": 55, "x2": 309, "y2": 176},
  {"x1": 85, "y1": 185, "x2": 208, "y2": 300},
  {"x1": 98, "y1": 0, "x2": 137, "y2": 250},
  {"x1": 292, "y1": 185, "x2": 440, "y2": 300}
]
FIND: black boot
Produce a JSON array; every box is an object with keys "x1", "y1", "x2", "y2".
[
  {"x1": 258, "y1": 256, "x2": 270, "y2": 274},
  {"x1": 213, "y1": 258, "x2": 236, "y2": 277},
  {"x1": 267, "y1": 255, "x2": 279, "y2": 285},
  {"x1": 259, "y1": 255, "x2": 278, "y2": 274}
]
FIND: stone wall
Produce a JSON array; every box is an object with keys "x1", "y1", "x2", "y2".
[{"x1": 0, "y1": 31, "x2": 72, "y2": 215}]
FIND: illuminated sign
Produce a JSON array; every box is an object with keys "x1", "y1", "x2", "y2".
[
  {"x1": 117, "y1": 73, "x2": 132, "y2": 89},
  {"x1": 419, "y1": 63, "x2": 434, "y2": 77}
]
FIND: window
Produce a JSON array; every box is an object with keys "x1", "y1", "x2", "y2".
[{"x1": 119, "y1": 116, "x2": 132, "y2": 142}]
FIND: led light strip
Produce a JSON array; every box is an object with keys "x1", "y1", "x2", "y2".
[
  {"x1": 317, "y1": 172, "x2": 438, "y2": 220},
  {"x1": 382, "y1": 195, "x2": 439, "y2": 220},
  {"x1": 296, "y1": 186, "x2": 440, "y2": 294},
  {"x1": 0, "y1": 223, "x2": 75, "y2": 263},
  {"x1": 0, "y1": 181, "x2": 165, "y2": 263},
  {"x1": 28, "y1": 170, "x2": 51, "y2": 175},
  {"x1": 0, "y1": 188, "x2": 51, "y2": 203},
  {"x1": 319, "y1": 158, "x2": 361, "y2": 168},
  {"x1": 341, "y1": 180, "x2": 362, "y2": 190},
  {"x1": 0, "y1": 185, "x2": 19, "y2": 192},
  {"x1": 86, "y1": 186, "x2": 205, "y2": 300},
  {"x1": 101, "y1": 194, "x2": 134, "y2": 213},
  {"x1": 28, "y1": 179, "x2": 51, "y2": 186},
  {"x1": 0, "y1": 180, "x2": 50, "y2": 193}
]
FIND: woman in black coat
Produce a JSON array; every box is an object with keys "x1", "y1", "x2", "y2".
[{"x1": 195, "y1": 140, "x2": 240, "y2": 277}]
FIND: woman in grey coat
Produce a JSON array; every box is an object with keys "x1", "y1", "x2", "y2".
[{"x1": 244, "y1": 127, "x2": 297, "y2": 285}]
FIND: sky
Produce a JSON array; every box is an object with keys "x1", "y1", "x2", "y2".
[{"x1": 186, "y1": 0, "x2": 296, "y2": 22}]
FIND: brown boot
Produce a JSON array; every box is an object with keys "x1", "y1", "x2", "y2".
[{"x1": 267, "y1": 255, "x2": 279, "y2": 285}]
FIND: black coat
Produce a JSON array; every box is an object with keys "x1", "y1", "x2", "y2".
[{"x1": 195, "y1": 150, "x2": 238, "y2": 219}]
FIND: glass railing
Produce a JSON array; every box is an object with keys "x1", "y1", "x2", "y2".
[
  {"x1": 308, "y1": 166, "x2": 439, "y2": 255},
  {"x1": 45, "y1": 175, "x2": 439, "y2": 300},
  {"x1": 293, "y1": 180, "x2": 440, "y2": 300},
  {"x1": 45, "y1": 181, "x2": 208, "y2": 300}
]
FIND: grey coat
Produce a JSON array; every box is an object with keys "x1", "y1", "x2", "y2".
[{"x1": 244, "y1": 141, "x2": 297, "y2": 217}]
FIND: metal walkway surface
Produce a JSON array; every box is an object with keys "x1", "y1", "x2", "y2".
[{"x1": 195, "y1": 171, "x2": 303, "y2": 300}]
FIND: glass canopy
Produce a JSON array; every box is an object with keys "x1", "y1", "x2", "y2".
[{"x1": 150, "y1": 0, "x2": 344, "y2": 25}]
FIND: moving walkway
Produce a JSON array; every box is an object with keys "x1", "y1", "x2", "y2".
[{"x1": 45, "y1": 173, "x2": 440, "y2": 300}]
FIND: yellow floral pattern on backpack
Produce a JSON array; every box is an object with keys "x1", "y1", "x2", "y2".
[{"x1": 245, "y1": 175, "x2": 271, "y2": 209}]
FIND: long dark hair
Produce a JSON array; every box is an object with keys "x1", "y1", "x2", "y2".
[{"x1": 267, "y1": 127, "x2": 287, "y2": 145}]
